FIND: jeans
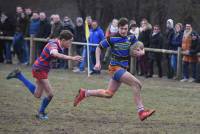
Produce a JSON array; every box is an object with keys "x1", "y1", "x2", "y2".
[
  {"x1": 79, "y1": 46, "x2": 95, "y2": 72},
  {"x1": 13, "y1": 32, "x2": 24, "y2": 63},
  {"x1": 170, "y1": 54, "x2": 177, "y2": 72},
  {"x1": 79, "y1": 46, "x2": 87, "y2": 71},
  {"x1": 165, "y1": 54, "x2": 174, "y2": 78},
  {"x1": 4, "y1": 41, "x2": 12, "y2": 62},
  {"x1": 22, "y1": 41, "x2": 29, "y2": 63}
]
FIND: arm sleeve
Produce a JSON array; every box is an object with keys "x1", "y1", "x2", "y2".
[
  {"x1": 99, "y1": 29, "x2": 105, "y2": 41},
  {"x1": 99, "y1": 37, "x2": 112, "y2": 49},
  {"x1": 48, "y1": 43, "x2": 59, "y2": 55},
  {"x1": 130, "y1": 35, "x2": 138, "y2": 45}
]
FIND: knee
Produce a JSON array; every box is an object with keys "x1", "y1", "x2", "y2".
[{"x1": 132, "y1": 81, "x2": 142, "y2": 91}]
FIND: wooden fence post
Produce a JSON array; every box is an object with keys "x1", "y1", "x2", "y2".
[
  {"x1": 176, "y1": 47, "x2": 182, "y2": 79},
  {"x1": 68, "y1": 45, "x2": 73, "y2": 69},
  {"x1": 130, "y1": 56, "x2": 136, "y2": 75},
  {"x1": 29, "y1": 35, "x2": 35, "y2": 65}
]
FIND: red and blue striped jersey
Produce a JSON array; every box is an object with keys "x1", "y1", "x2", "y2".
[{"x1": 32, "y1": 39, "x2": 63, "y2": 71}]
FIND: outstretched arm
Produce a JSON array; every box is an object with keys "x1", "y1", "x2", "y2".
[
  {"x1": 94, "y1": 46, "x2": 102, "y2": 70},
  {"x1": 51, "y1": 50, "x2": 82, "y2": 62}
]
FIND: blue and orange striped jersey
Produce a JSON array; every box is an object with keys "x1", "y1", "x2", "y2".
[
  {"x1": 32, "y1": 39, "x2": 63, "y2": 71},
  {"x1": 99, "y1": 33, "x2": 138, "y2": 68}
]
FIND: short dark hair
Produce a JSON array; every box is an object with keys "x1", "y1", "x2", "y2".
[
  {"x1": 118, "y1": 17, "x2": 129, "y2": 27},
  {"x1": 59, "y1": 30, "x2": 73, "y2": 40},
  {"x1": 154, "y1": 25, "x2": 160, "y2": 29}
]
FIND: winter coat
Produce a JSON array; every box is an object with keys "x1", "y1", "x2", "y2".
[
  {"x1": 138, "y1": 28, "x2": 151, "y2": 47},
  {"x1": 170, "y1": 31, "x2": 183, "y2": 50},
  {"x1": 164, "y1": 28, "x2": 174, "y2": 49},
  {"x1": 0, "y1": 16, "x2": 14, "y2": 36},
  {"x1": 89, "y1": 27, "x2": 105, "y2": 52},
  {"x1": 37, "y1": 19, "x2": 51, "y2": 38},
  {"x1": 63, "y1": 20, "x2": 75, "y2": 34},
  {"x1": 74, "y1": 25, "x2": 86, "y2": 42},
  {"x1": 189, "y1": 34, "x2": 200, "y2": 61},
  {"x1": 50, "y1": 22, "x2": 63, "y2": 39},
  {"x1": 29, "y1": 19, "x2": 40, "y2": 36},
  {"x1": 149, "y1": 32, "x2": 163, "y2": 60},
  {"x1": 182, "y1": 31, "x2": 198, "y2": 62},
  {"x1": 15, "y1": 13, "x2": 27, "y2": 34}
]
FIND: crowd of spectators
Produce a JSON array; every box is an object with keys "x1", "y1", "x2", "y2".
[{"x1": 0, "y1": 6, "x2": 199, "y2": 83}]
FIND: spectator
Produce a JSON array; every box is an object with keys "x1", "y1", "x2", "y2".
[
  {"x1": 12, "y1": 6, "x2": 26, "y2": 64},
  {"x1": 180, "y1": 24, "x2": 198, "y2": 82},
  {"x1": 104, "y1": 19, "x2": 118, "y2": 62},
  {"x1": 129, "y1": 23, "x2": 140, "y2": 39},
  {"x1": 138, "y1": 18, "x2": 152, "y2": 77},
  {"x1": 36, "y1": 12, "x2": 51, "y2": 56},
  {"x1": 73, "y1": 17, "x2": 86, "y2": 73},
  {"x1": 74, "y1": 16, "x2": 93, "y2": 73},
  {"x1": 50, "y1": 14, "x2": 56, "y2": 26},
  {"x1": 89, "y1": 20, "x2": 105, "y2": 74},
  {"x1": 62, "y1": 16, "x2": 76, "y2": 69},
  {"x1": 105, "y1": 19, "x2": 118, "y2": 37},
  {"x1": 128, "y1": 21, "x2": 140, "y2": 74},
  {"x1": 49, "y1": 14, "x2": 63, "y2": 68},
  {"x1": 29, "y1": 12, "x2": 40, "y2": 36},
  {"x1": 0, "y1": 12, "x2": 14, "y2": 63},
  {"x1": 63, "y1": 16, "x2": 75, "y2": 34},
  {"x1": 24, "y1": 8, "x2": 32, "y2": 37},
  {"x1": 188, "y1": 34, "x2": 200, "y2": 83},
  {"x1": 20, "y1": 8, "x2": 32, "y2": 65},
  {"x1": 86, "y1": 16, "x2": 92, "y2": 29},
  {"x1": 148, "y1": 25, "x2": 163, "y2": 78},
  {"x1": 164, "y1": 19, "x2": 175, "y2": 79},
  {"x1": 170, "y1": 23, "x2": 183, "y2": 78},
  {"x1": 25, "y1": 12, "x2": 40, "y2": 63},
  {"x1": 49, "y1": 14, "x2": 63, "y2": 39}
]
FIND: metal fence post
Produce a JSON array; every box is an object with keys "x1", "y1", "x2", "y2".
[
  {"x1": 176, "y1": 47, "x2": 182, "y2": 79},
  {"x1": 29, "y1": 35, "x2": 35, "y2": 65}
]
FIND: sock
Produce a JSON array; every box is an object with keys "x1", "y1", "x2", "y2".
[
  {"x1": 39, "y1": 96, "x2": 52, "y2": 114},
  {"x1": 137, "y1": 106, "x2": 144, "y2": 113},
  {"x1": 17, "y1": 73, "x2": 36, "y2": 94},
  {"x1": 85, "y1": 89, "x2": 113, "y2": 98}
]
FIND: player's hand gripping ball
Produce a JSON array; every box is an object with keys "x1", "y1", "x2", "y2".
[{"x1": 129, "y1": 41, "x2": 145, "y2": 57}]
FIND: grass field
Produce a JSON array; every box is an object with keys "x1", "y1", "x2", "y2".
[{"x1": 0, "y1": 63, "x2": 200, "y2": 134}]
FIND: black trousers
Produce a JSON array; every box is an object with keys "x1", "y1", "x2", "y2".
[
  {"x1": 196, "y1": 62, "x2": 200, "y2": 81},
  {"x1": 149, "y1": 58, "x2": 162, "y2": 77}
]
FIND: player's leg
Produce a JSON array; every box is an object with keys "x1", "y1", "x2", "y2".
[
  {"x1": 85, "y1": 79, "x2": 121, "y2": 98},
  {"x1": 74, "y1": 79, "x2": 121, "y2": 106},
  {"x1": 119, "y1": 71, "x2": 155, "y2": 121},
  {"x1": 36, "y1": 79, "x2": 53, "y2": 120},
  {"x1": 6, "y1": 69, "x2": 36, "y2": 94},
  {"x1": 34, "y1": 80, "x2": 44, "y2": 98}
]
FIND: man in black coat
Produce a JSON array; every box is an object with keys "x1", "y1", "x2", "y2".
[
  {"x1": 164, "y1": 19, "x2": 175, "y2": 79},
  {"x1": 36, "y1": 12, "x2": 51, "y2": 55},
  {"x1": 0, "y1": 12, "x2": 14, "y2": 63},
  {"x1": 138, "y1": 19, "x2": 152, "y2": 77},
  {"x1": 148, "y1": 25, "x2": 163, "y2": 77}
]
